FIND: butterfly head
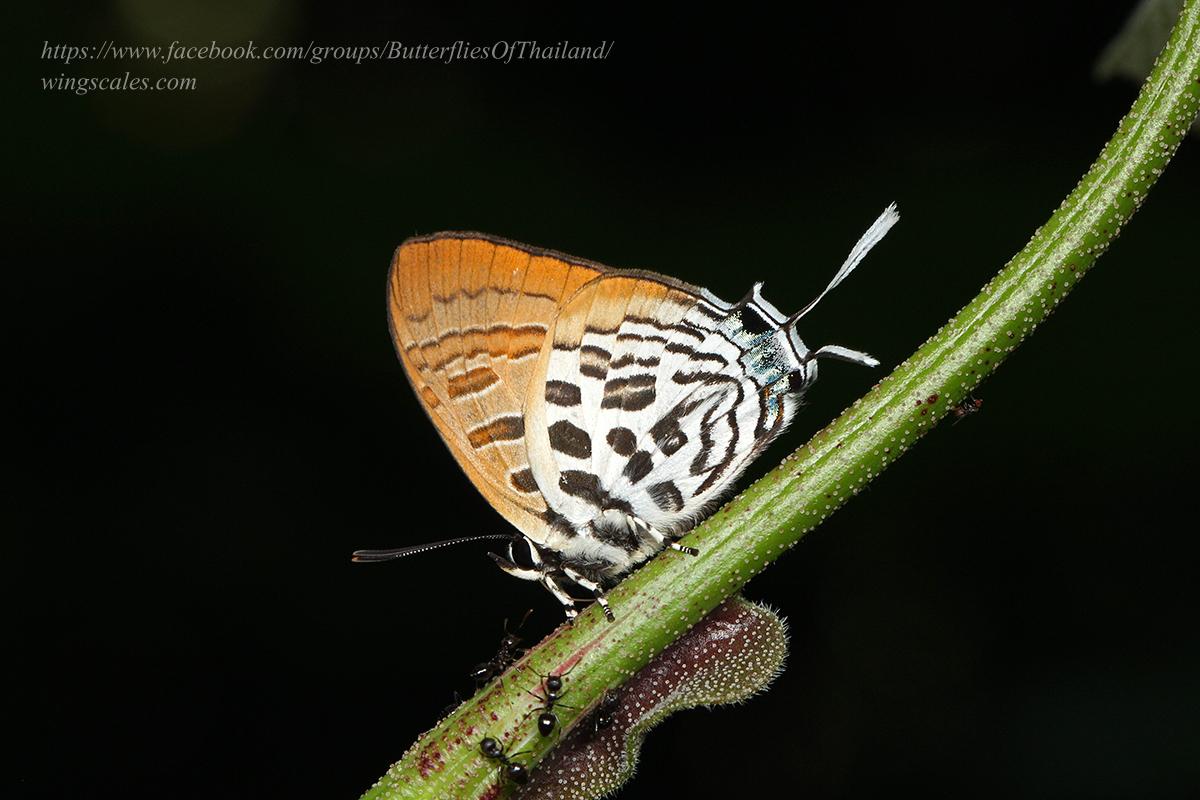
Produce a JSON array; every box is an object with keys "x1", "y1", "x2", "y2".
[{"x1": 722, "y1": 281, "x2": 828, "y2": 397}]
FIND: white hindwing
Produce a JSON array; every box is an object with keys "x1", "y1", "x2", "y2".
[{"x1": 525, "y1": 274, "x2": 808, "y2": 570}]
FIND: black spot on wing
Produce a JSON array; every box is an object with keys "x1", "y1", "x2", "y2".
[
  {"x1": 556, "y1": 470, "x2": 634, "y2": 515},
  {"x1": 549, "y1": 420, "x2": 592, "y2": 459},
  {"x1": 622, "y1": 450, "x2": 654, "y2": 485},
  {"x1": 558, "y1": 470, "x2": 603, "y2": 506},
  {"x1": 606, "y1": 427, "x2": 637, "y2": 457},
  {"x1": 648, "y1": 481, "x2": 684, "y2": 513},
  {"x1": 544, "y1": 380, "x2": 582, "y2": 407},
  {"x1": 510, "y1": 467, "x2": 539, "y2": 494},
  {"x1": 649, "y1": 414, "x2": 688, "y2": 456}
]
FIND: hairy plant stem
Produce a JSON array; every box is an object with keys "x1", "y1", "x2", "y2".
[{"x1": 362, "y1": 5, "x2": 1200, "y2": 798}]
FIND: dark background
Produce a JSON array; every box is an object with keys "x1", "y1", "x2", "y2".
[{"x1": 11, "y1": 1, "x2": 1200, "y2": 798}]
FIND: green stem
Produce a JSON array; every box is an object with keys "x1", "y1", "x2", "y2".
[{"x1": 363, "y1": 5, "x2": 1200, "y2": 798}]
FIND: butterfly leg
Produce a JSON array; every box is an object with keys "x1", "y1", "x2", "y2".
[
  {"x1": 489, "y1": 536, "x2": 549, "y2": 581},
  {"x1": 489, "y1": 551, "x2": 543, "y2": 582},
  {"x1": 656, "y1": 527, "x2": 700, "y2": 557},
  {"x1": 525, "y1": 540, "x2": 582, "y2": 621},
  {"x1": 634, "y1": 517, "x2": 699, "y2": 557},
  {"x1": 490, "y1": 540, "x2": 582, "y2": 621},
  {"x1": 562, "y1": 568, "x2": 615, "y2": 622},
  {"x1": 541, "y1": 573, "x2": 580, "y2": 621}
]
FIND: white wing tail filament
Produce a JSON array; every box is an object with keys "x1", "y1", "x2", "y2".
[{"x1": 787, "y1": 202, "x2": 900, "y2": 325}]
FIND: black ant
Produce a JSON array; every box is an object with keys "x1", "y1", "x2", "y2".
[
  {"x1": 479, "y1": 736, "x2": 530, "y2": 785},
  {"x1": 470, "y1": 609, "x2": 532, "y2": 687},
  {"x1": 594, "y1": 689, "x2": 620, "y2": 732},
  {"x1": 525, "y1": 662, "x2": 579, "y2": 736},
  {"x1": 951, "y1": 394, "x2": 983, "y2": 424}
]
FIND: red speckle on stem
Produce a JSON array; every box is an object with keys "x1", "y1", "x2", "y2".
[
  {"x1": 416, "y1": 745, "x2": 444, "y2": 779},
  {"x1": 926, "y1": 394, "x2": 939, "y2": 404}
]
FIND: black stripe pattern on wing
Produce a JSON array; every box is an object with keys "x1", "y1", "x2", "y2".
[
  {"x1": 601, "y1": 374, "x2": 657, "y2": 411},
  {"x1": 579, "y1": 345, "x2": 612, "y2": 379}
]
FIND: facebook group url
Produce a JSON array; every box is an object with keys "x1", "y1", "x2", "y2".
[{"x1": 42, "y1": 39, "x2": 614, "y2": 66}]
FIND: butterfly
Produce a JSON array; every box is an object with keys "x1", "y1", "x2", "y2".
[{"x1": 355, "y1": 204, "x2": 899, "y2": 621}]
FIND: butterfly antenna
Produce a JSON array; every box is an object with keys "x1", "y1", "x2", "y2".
[
  {"x1": 352, "y1": 534, "x2": 515, "y2": 563},
  {"x1": 787, "y1": 202, "x2": 899, "y2": 325}
]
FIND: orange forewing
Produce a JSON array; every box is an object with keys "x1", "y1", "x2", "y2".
[{"x1": 387, "y1": 233, "x2": 605, "y2": 540}]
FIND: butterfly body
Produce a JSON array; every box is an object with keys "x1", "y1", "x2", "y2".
[{"x1": 379, "y1": 206, "x2": 898, "y2": 620}]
